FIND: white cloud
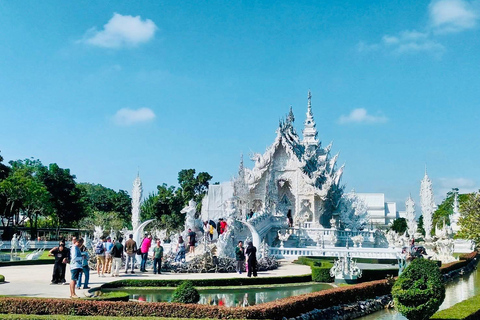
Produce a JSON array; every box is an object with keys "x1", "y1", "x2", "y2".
[
  {"x1": 358, "y1": 30, "x2": 445, "y2": 56},
  {"x1": 338, "y1": 108, "x2": 388, "y2": 124},
  {"x1": 81, "y1": 13, "x2": 157, "y2": 48},
  {"x1": 429, "y1": 0, "x2": 479, "y2": 33},
  {"x1": 113, "y1": 108, "x2": 156, "y2": 126}
]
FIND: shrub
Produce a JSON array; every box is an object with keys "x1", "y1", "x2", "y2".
[
  {"x1": 0, "y1": 274, "x2": 4, "y2": 282},
  {"x1": 311, "y1": 265, "x2": 334, "y2": 282},
  {"x1": 171, "y1": 281, "x2": 200, "y2": 304},
  {"x1": 392, "y1": 258, "x2": 445, "y2": 320}
]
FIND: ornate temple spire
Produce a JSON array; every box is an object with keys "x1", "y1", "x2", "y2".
[
  {"x1": 302, "y1": 90, "x2": 318, "y2": 146},
  {"x1": 131, "y1": 173, "x2": 143, "y2": 231},
  {"x1": 420, "y1": 168, "x2": 435, "y2": 240},
  {"x1": 405, "y1": 194, "x2": 417, "y2": 239}
]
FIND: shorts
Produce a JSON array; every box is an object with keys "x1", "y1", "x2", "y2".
[
  {"x1": 97, "y1": 255, "x2": 105, "y2": 264},
  {"x1": 189, "y1": 241, "x2": 195, "y2": 247},
  {"x1": 71, "y1": 268, "x2": 82, "y2": 281}
]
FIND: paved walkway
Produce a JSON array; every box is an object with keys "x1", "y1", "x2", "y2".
[{"x1": 0, "y1": 261, "x2": 311, "y2": 299}]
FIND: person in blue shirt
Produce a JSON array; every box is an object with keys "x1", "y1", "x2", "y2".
[
  {"x1": 69, "y1": 238, "x2": 83, "y2": 299},
  {"x1": 76, "y1": 243, "x2": 90, "y2": 290},
  {"x1": 104, "y1": 237, "x2": 114, "y2": 274}
]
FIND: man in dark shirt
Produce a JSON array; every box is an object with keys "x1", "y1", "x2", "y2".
[
  {"x1": 187, "y1": 228, "x2": 196, "y2": 254},
  {"x1": 49, "y1": 243, "x2": 69, "y2": 284}
]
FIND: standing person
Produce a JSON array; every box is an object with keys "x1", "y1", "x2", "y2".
[
  {"x1": 77, "y1": 244, "x2": 90, "y2": 290},
  {"x1": 247, "y1": 209, "x2": 254, "y2": 220},
  {"x1": 124, "y1": 234, "x2": 137, "y2": 274},
  {"x1": 175, "y1": 236, "x2": 186, "y2": 262},
  {"x1": 69, "y1": 238, "x2": 84, "y2": 298},
  {"x1": 187, "y1": 228, "x2": 196, "y2": 254},
  {"x1": 245, "y1": 241, "x2": 258, "y2": 277},
  {"x1": 153, "y1": 240, "x2": 164, "y2": 274},
  {"x1": 48, "y1": 243, "x2": 68, "y2": 284},
  {"x1": 104, "y1": 237, "x2": 114, "y2": 274},
  {"x1": 220, "y1": 219, "x2": 227, "y2": 235},
  {"x1": 110, "y1": 237, "x2": 124, "y2": 277},
  {"x1": 95, "y1": 237, "x2": 106, "y2": 277},
  {"x1": 287, "y1": 210, "x2": 293, "y2": 228},
  {"x1": 235, "y1": 241, "x2": 245, "y2": 274},
  {"x1": 140, "y1": 234, "x2": 152, "y2": 272}
]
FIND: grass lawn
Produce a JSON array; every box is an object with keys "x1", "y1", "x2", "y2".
[{"x1": 431, "y1": 293, "x2": 480, "y2": 319}]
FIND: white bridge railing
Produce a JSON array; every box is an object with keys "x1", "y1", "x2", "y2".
[{"x1": 270, "y1": 246, "x2": 401, "y2": 260}]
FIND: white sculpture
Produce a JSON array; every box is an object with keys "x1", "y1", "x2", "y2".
[
  {"x1": 330, "y1": 254, "x2": 362, "y2": 281},
  {"x1": 351, "y1": 234, "x2": 364, "y2": 248},
  {"x1": 18, "y1": 234, "x2": 30, "y2": 254},
  {"x1": 338, "y1": 190, "x2": 369, "y2": 231},
  {"x1": 131, "y1": 173, "x2": 143, "y2": 232},
  {"x1": 93, "y1": 226, "x2": 104, "y2": 242},
  {"x1": 450, "y1": 189, "x2": 461, "y2": 233},
  {"x1": 26, "y1": 248, "x2": 44, "y2": 260},
  {"x1": 277, "y1": 230, "x2": 291, "y2": 248},
  {"x1": 420, "y1": 168, "x2": 436, "y2": 240},
  {"x1": 405, "y1": 195, "x2": 417, "y2": 239},
  {"x1": 10, "y1": 234, "x2": 18, "y2": 256},
  {"x1": 181, "y1": 199, "x2": 197, "y2": 232}
]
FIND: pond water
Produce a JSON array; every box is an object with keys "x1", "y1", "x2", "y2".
[
  {"x1": 359, "y1": 266, "x2": 480, "y2": 320},
  {"x1": 106, "y1": 283, "x2": 332, "y2": 307}
]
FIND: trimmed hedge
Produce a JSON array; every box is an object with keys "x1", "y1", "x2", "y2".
[
  {"x1": 311, "y1": 264, "x2": 334, "y2": 282},
  {"x1": 431, "y1": 293, "x2": 480, "y2": 320},
  {"x1": 359, "y1": 268, "x2": 398, "y2": 283},
  {"x1": 0, "y1": 279, "x2": 393, "y2": 319},
  {"x1": 0, "y1": 259, "x2": 54, "y2": 267},
  {"x1": 392, "y1": 259, "x2": 445, "y2": 320},
  {"x1": 101, "y1": 274, "x2": 313, "y2": 289},
  {"x1": 171, "y1": 281, "x2": 200, "y2": 304},
  {"x1": 0, "y1": 274, "x2": 4, "y2": 282},
  {"x1": 440, "y1": 252, "x2": 478, "y2": 274}
]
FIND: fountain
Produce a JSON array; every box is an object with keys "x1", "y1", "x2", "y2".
[{"x1": 329, "y1": 253, "x2": 363, "y2": 283}]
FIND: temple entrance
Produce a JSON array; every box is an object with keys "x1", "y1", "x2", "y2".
[{"x1": 277, "y1": 179, "x2": 295, "y2": 219}]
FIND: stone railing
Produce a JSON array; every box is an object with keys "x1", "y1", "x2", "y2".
[{"x1": 269, "y1": 246, "x2": 401, "y2": 260}]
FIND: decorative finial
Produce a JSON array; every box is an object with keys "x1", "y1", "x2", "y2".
[
  {"x1": 308, "y1": 90, "x2": 312, "y2": 109},
  {"x1": 424, "y1": 164, "x2": 427, "y2": 176}
]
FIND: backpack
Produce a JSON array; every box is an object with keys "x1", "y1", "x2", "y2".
[{"x1": 95, "y1": 242, "x2": 105, "y2": 255}]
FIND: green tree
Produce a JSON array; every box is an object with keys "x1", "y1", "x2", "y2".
[
  {"x1": 457, "y1": 192, "x2": 480, "y2": 244},
  {"x1": 78, "y1": 210, "x2": 125, "y2": 232},
  {"x1": 433, "y1": 188, "x2": 470, "y2": 231},
  {"x1": 392, "y1": 258, "x2": 445, "y2": 320},
  {"x1": 177, "y1": 169, "x2": 212, "y2": 213},
  {"x1": 78, "y1": 183, "x2": 132, "y2": 228},
  {"x1": 0, "y1": 161, "x2": 53, "y2": 239},
  {"x1": 0, "y1": 151, "x2": 10, "y2": 180},
  {"x1": 390, "y1": 218, "x2": 407, "y2": 234},
  {"x1": 37, "y1": 163, "x2": 86, "y2": 230}
]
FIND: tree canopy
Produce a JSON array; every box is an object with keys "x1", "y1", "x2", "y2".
[
  {"x1": 457, "y1": 192, "x2": 480, "y2": 244},
  {"x1": 141, "y1": 169, "x2": 212, "y2": 233}
]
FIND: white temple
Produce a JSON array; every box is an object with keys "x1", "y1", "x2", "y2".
[{"x1": 201, "y1": 92, "x2": 400, "y2": 258}]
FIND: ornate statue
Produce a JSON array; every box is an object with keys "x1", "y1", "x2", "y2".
[
  {"x1": 10, "y1": 234, "x2": 19, "y2": 256},
  {"x1": 420, "y1": 168, "x2": 435, "y2": 240},
  {"x1": 181, "y1": 199, "x2": 197, "y2": 232},
  {"x1": 277, "y1": 230, "x2": 291, "y2": 248}
]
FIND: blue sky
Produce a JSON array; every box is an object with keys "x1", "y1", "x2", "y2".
[{"x1": 1, "y1": 1, "x2": 479, "y2": 210}]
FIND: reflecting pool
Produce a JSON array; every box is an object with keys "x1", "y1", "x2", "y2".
[{"x1": 105, "y1": 283, "x2": 332, "y2": 307}]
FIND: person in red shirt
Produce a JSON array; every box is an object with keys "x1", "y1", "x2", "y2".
[{"x1": 219, "y1": 218, "x2": 227, "y2": 235}]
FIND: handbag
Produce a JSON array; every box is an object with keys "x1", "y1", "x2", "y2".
[{"x1": 136, "y1": 248, "x2": 142, "y2": 255}]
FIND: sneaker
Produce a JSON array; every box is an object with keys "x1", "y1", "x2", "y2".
[
  {"x1": 76, "y1": 287, "x2": 81, "y2": 290},
  {"x1": 50, "y1": 282, "x2": 57, "y2": 285},
  {"x1": 131, "y1": 271, "x2": 135, "y2": 274},
  {"x1": 83, "y1": 287, "x2": 91, "y2": 289}
]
